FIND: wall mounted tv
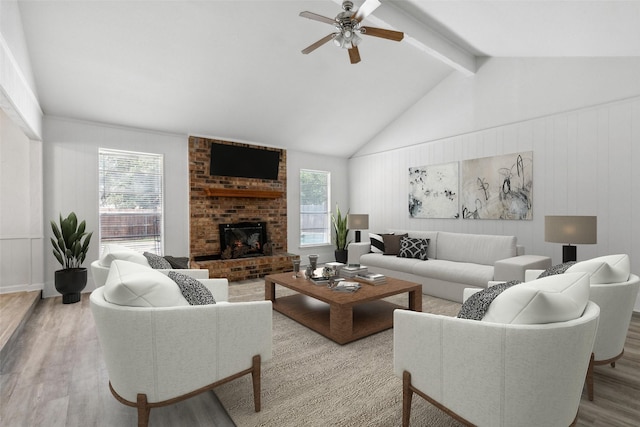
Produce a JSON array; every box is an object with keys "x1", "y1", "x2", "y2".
[{"x1": 209, "y1": 143, "x2": 280, "y2": 180}]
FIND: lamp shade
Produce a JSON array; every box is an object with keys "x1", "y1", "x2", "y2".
[
  {"x1": 348, "y1": 214, "x2": 369, "y2": 229},
  {"x1": 545, "y1": 216, "x2": 597, "y2": 244}
]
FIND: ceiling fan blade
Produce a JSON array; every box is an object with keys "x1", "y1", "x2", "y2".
[
  {"x1": 354, "y1": 0, "x2": 381, "y2": 22},
  {"x1": 361, "y1": 26, "x2": 404, "y2": 42},
  {"x1": 348, "y1": 46, "x2": 361, "y2": 64},
  {"x1": 301, "y1": 33, "x2": 337, "y2": 55},
  {"x1": 299, "y1": 11, "x2": 336, "y2": 25}
]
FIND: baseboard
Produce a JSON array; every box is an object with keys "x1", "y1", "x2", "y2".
[{"x1": 0, "y1": 283, "x2": 44, "y2": 295}]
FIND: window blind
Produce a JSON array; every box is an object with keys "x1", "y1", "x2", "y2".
[{"x1": 98, "y1": 149, "x2": 164, "y2": 254}]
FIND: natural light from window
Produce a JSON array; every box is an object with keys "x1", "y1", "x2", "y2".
[
  {"x1": 300, "y1": 169, "x2": 330, "y2": 247},
  {"x1": 98, "y1": 149, "x2": 164, "y2": 255}
]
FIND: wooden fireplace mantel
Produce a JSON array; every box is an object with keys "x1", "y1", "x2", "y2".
[{"x1": 204, "y1": 188, "x2": 283, "y2": 199}]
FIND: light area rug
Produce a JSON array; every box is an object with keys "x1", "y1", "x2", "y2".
[{"x1": 214, "y1": 280, "x2": 464, "y2": 427}]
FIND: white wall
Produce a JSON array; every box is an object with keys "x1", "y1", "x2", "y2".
[
  {"x1": 0, "y1": 0, "x2": 42, "y2": 139},
  {"x1": 349, "y1": 58, "x2": 640, "y2": 311},
  {"x1": 0, "y1": 0, "x2": 44, "y2": 295},
  {"x1": 0, "y1": 108, "x2": 44, "y2": 294},
  {"x1": 357, "y1": 58, "x2": 640, "y2": 156},
  {"x1": 287, "y1": 150, "x2": 349, "y2": 267},
  {"x1": 42, "y1": 117, "x2": 190, "y2": 297}
]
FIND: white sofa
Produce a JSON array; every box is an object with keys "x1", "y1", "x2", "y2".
[
  {"x1": 394, "y1": 272, "x2": 600, "y2": 426},
  {"x1": 90, "y1": 260, "x2": 272, "y2": 427},
  {"x1": 348, "y1": 230, "x2": 551, "y2": 302},
  {"x1": 91, "y1": 244, "x2": 208, "y2": 287}
]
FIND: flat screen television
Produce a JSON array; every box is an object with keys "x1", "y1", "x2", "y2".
[{"x1": 210, "y1": 143, "x2": 280, "y2": 180}]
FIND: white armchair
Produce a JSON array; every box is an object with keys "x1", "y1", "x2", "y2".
[
  {"x1": 394, "y1": 272, "x2": 600, "y2": 427},
  {"x1": 90, "y1": 262, "x2": 272, "y2": 427},
  {"x1": 526, "y1": 254, "x2": 640, "y2": 400}
]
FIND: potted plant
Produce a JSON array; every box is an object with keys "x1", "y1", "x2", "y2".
[
  {"x1": 331, "y1": 204, "x2": 350, "y2": 263},
  {"x1": 51, "y1": 212, "x2": 93, "y2": 304}
]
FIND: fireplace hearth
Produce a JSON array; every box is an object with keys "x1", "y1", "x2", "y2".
[{"x1": 219, "y1": 222, "x2": 267, "y2": 259}]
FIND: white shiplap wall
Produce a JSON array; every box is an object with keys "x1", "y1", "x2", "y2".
[
  {"x1": 349, "y1": 97, "x2": 640, "y2": 308},
  {"x1": 0, "y1": 109, "x2": 44, "y2": 293},
  {"x1": 42, "y1": 116, "x2": 190, "y2": 298}
]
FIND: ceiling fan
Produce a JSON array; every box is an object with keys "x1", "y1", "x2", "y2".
[{"x1": 300, "y1": 0, "x2": 404, "y2": 64}]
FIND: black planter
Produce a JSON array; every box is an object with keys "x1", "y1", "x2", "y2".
[
  {"x1": 55, "y1": 268, "x2": 87, "y2": 304},
  {"x1": 335, "y1": 249, "x2": 348, "y2": 264}
]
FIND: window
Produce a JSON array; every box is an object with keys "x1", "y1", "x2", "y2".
[
  {"x1": 98, "y1": 149, "x2": 164, "y2": 254},
  {"x1": 300, "y1": 169, "x2": 330, "y2": 246}
]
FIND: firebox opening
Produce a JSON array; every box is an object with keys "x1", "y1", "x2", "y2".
[{"x1": 219, "y1": 222, "x2": 267, "y2": 259}]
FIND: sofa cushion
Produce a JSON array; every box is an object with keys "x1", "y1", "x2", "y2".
[
  {"x1": 103, "y1": 260, "x2": 189, "y2": 307},
  {"x1": 437, "y1": 232, "x2": 516, "y2": 265},
  {"x1": 99, "y1": 244, "x2": 150, "y2": 268},
  {"x1": 168, "y1": 271, "x2": 215, "y2": 305},
  {"x1": 143, "y1": 252, "x2": 172, "y2": 269},
  {"x1": 398, "y1": 237, "x2": 429, "y2": 260},
  {"x1": 382, "y1": 233, "x2": 408, "y2": 255},
  {"x1": 565, "y1": 254, "x2": 630, "y2": 284},
  {"x1": 412, "y1": 259, "x2": 494, "y2": 288},
  {"x1": 482, "y1": 272, "x2": 590, "y2": 324},
  {"x1": 360, "y1": 253, "x2": 423, "y2": 272},
  {"x1": 369, "y1": 232, "x2": 392, "y2": 254}
]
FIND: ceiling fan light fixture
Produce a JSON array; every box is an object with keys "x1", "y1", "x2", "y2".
[
  {"x1": 299, "y1": 0, "x2": 403, "y2": 63},
  {"x1": 333, "y1": 32, "x2": 356, "y2": 49}
]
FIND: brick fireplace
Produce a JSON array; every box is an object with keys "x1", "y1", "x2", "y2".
[{"x1": 188, "y1": 136, "x2": 298, "y2": 281}]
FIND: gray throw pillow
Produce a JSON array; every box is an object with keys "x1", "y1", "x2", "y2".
[
  {"x1": 168, "y1": 271, "x2": 216, "y2": 305},
  {"x1": 143, "y1": 252, "x2": 172, "y2": 269},
  {"x1": 382, "y1": 233, "x2": 408, "y2": 256},
  {"x1": 164, "y1": 255, "x2": 190, "y2": 269}
]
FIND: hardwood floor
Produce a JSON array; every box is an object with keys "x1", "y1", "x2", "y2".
[
  {"x1": 1, "y1": 290, "x2": 639, "y2": 426},
  {"x1": 578, "y1": 312, "x2": 640, "y2": 426},
  {"x1": 0, "y1": 294, "x2": 235, "y2": 427},
  {"x1": 0, "y1": 291, "x2": 40, "y2": 372}
]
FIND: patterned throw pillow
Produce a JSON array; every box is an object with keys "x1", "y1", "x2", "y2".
[
  {"x1": 369, "y1": 232, "x2": 393, "y2": 253},
  {"x1": 168, "y1": 271, "x2": 216, "y2": 305},
  {"x1": 143, "y1": 252, "x2": 172, "y2": 269},
  {"x1": 457, "y1": 280, "x2": 521, "y2": 320},
  {"x1": 537, "y1": 261, "x2": 577, "y2": 279},
  {"x1": 397, "y1": 237, "x2": 429, "y2": 260},
  {"x1": 382, "y1": 233, "x2": 408, "y2": 256}
]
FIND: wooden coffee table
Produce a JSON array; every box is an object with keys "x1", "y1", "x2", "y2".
[{"x1": 265, "y1": 272, "x2": 422, "y2": 344}]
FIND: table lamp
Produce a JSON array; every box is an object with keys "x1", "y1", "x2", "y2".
[
  {"x1": 544, "y1": 215, "x2": 597, "y2": 263},
  {"x1": 348, "y1": 214, "x2": 369, "y2": 243}
]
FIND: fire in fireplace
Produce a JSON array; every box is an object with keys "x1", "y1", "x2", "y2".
[{"x1": 219, "y1": 222, "x2": 268, "y2": 259}]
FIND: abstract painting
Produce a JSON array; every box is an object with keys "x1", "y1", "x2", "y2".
[
  {"x1": 460, "y1": 151, "x2": 533, "y2": 220},
  {"x1": 409, "y1": 162, "x2": 459, "y2": 218}
]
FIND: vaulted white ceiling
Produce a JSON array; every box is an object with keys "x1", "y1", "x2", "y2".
[{"x1": 17, "y1": 0, "x2": 640, "y2": 157}]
